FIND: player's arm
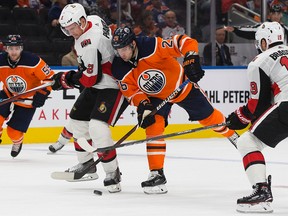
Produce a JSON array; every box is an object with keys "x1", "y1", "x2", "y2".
[
  {"x1": 232, "y1": 25, "x2": 259, "y2": 40},
  {"x1": 32, "y1": 59, "x2": 54, "y2": 107},
  {"x1": 227, "y1": 65, "x2": 271, "y2": 129}
]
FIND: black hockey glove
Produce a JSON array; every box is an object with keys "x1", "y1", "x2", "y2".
[
  {"x1": 137, "y1": 100, "x2": 156, "y2": 129},
  {"x1": 183, "y1": 51, "x2": 205, "y2": 83},
  {"x1": 226, "y1": 106, "x2": 254, "y2": 130},
  {"x1": 51, "y1": 70, "x2": 77, "y2": 90},
  {"x1": 32, "y1": 88, "x2": 50, "y2": 108}
]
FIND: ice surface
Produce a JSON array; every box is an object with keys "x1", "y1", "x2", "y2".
[{"x1": 1, "y1": 138, "x2": 287, "y2": 216}]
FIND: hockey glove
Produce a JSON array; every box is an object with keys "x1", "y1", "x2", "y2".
[
  {"x1": 183, "y1": 51, "x2": 205, "y2": 83},
  {"x1": 51, "y1": 71, "x2": 77, "y2": 90},
  {"x1": 32, "y1": 88, "x2": 50, "y2": 108},
  {"x1": 226, "y1": 106, "x2": 254, "y2": 130},
  {"x1": 137, "y1": 100, "x2": 156, "y2": 129}
]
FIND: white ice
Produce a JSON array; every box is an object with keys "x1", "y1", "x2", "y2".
[{"x1": 1, "y1": 138, "x2": 288, "y2": 216}]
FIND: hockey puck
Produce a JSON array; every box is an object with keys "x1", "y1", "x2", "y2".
[{"x1": 93, "y1": 190, "x2": 103, "y2": 196}]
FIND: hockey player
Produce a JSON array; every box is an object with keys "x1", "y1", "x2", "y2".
[
  {"x1": 111, "y1": 26, "x2": 238, "y2": 194},
  {"x1": 48, "y1": 121, "x2": 72, "y2": 153},
  {"x1": 226, "y1": 22, "x2": 287, "y2": 213},
  {"x1": 51, "y1": 3, "x2": 128, "y2": 192},
  {"x1": 0, "y1": 35, "x2": 54, "y2": 157}
]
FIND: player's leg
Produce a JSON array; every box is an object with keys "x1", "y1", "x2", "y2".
[
  {"x1": 49, "y1": 120, "x2": 73, "y2": 153},
  {"x1": 64, "y1": 89, "x2": 99, "y2": 181},
  {"x1": 236, "y1": 102, "x2": 288, "y2": 213},
  {"x1": 142, "y1": 114, "x2": 168, "y2": 194},
  {"x1": 89, "y1": 88, "x2": 128, "y2": 193},
  {"x1": 6, "y1": 105, "x2": 36, "y2": 157},
  {"x1": 177, "y1": 86, "x2": 238, "y2": 146},
  {"x1": 66, "y1": 119, "x2": 98, "y2": 181}
]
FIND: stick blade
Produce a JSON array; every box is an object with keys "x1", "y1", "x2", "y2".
[
  {"x1": 51, "y1": 171, "x2": 75, "y2": 181},
  {"x1": 77, "y1": 137, "x2": 97, "y2": 153}
]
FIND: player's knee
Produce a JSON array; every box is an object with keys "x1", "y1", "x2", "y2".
[
  {"x1": 70, "y1": 119, "x2": 90, "y2": 139},
  {"x1": 89, "y1": 119, "x2": 113, "y2": 148},
  {"x1": 199, "y1": 109, "x2": 225, "y2": 126},
  {"x1": 146, "y1": 115, "x2": 165, "y2": 136},
  {"x1": 237, "y1": 131, "x2": 264, "y2": 157},
  {"x1": 6, "y1": 126, "x2": 24, "y2": 144}
]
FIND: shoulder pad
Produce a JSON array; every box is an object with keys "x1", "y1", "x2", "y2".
[
  {"x1": 18, "y1": 51, "x2": 40, "y2": 67},
  {"x1": 136, "y1": 37, "x2": 156, "y2": 58},
  {"x1": 112, "y1": 57, "x2": 133, "y2": 80}
]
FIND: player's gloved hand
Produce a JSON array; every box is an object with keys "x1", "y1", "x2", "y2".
[
  {"x1": 183, "y1": 51, "x2": 205, "y2": 83},
  {"x1": 137, "y1": 99, "x2": 155, "y2": 129},
  {"x1": 226, "y1": 106, "x2": 253, "y2": 130},
  {"x1": 32, "y1": 88, "x2": 50, "y2": 108},
  {"x1": 51, "y1": 71, "x2": 76, "y2": 90}
]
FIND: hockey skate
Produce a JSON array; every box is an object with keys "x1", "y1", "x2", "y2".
[
  {"x1": 49, "y1": 142, "x2": 65, "y2": 153},
  {"x1": 11, "y1": 143, "x2": 22, "y2": 158},
  {"x1": 236, "y1": 175, "x2": 273, "y2": 213},
  {"x1": 64, "y1": 158, "x2": 99, "y2": 182},
  {"x1": 228, "y1": 132, "x2": 239, "y2": 148},
  {"x1": 104, "y1": 167, "x2": 122, "y2": 193},
  {"x1": 141, "y1": 169, "x2": 168, "y2": 194}
]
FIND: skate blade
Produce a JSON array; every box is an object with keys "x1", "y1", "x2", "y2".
[
  {"x1": 51, "y1": 172, "x2": 98, "y2": 182},
  {"x1": 66, "y1": 173, "x2": 99, "y2": 182},
  {"x1": 143, "y1": 184, "x2": 168, "y2": 194},
  {"x1": 106, "y1": 183, "x2": 121, "y2": 193},
  {"x1": 236, "y1": 202, "x2": 273, "y2": 213}
]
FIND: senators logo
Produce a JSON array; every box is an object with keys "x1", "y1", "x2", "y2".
[
  {"x1": 98, "y1": 102, "x2": 107, "y2": 113},
  {"x1": 138, "y1": 70, "x2": 166, "y2": 94},
  {"x1": 5, "y1": 75, "x2": 27, "y2": 94},
  {"x1": 81, "y1": 39, "x2": 91, "y2": 48}
]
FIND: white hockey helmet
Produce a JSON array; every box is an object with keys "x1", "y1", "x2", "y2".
[
  {"x1": 255, "y1": 21, "x2": 284, "y2": 52},
  {"x1": 59, "y1": 3, "x2": 87, "y2": 36}
]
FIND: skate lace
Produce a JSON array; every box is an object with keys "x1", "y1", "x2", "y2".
[
  {"x1": 106, "y1": 169, "x2": 118, "y2": 180},
  {"x1": 67, "y1": 163, "x2": 83, "y2": 172},
  {"x1": 148, "y1": 171, "x2": 160, "y2": 180},
  {"x1": 52, "y1": 142, "x2": 64, "y2": 150},
  {"x1": 12, "y1": 144, "x2": 21, "y2": 152},
  {"x1": 244, "y1": 185, "x2": 259, "y2": 199}
]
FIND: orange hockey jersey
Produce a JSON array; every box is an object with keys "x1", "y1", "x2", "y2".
[
  {"x1": 112, "y1": 34, "x2": 198, "y2": 106},
  {"x1": 0, "y1": 51, "x2": 54, "y2": 108}
]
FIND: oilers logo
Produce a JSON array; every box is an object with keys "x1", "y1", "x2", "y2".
[
  {"x1": 138, "y1": 70, "x2": 166, "y2": 94},
  {"x1": 6, "y1": 76, "x2": 27, "y2": 94}
]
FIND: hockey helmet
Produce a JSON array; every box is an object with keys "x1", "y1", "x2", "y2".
[
  {"x1": 112, "y1": 26, "x2": 135, "y2": 50},
  {"x1": 270, "y1": 4, "x2": 282, "y2": 13},
  {"x1": 59, "y1": 3, "x2": 87, "y2": 36},
  {"x1": 3, "y1": 35, "x2": 23, "y2": 46},
  {"x1": 255, "y1": 22, "x2": 284, "y2": 52}
]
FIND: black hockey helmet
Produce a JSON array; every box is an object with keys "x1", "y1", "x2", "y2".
[
  {"x1": 112, "y1": 26, "x2": 135, "y2": 49},
  {"x1": 3, "y1": 35, "x2": 23, "y2": 46},
  {"x1": 270, "y1": 4, "x2": 282, "y2": 13}
]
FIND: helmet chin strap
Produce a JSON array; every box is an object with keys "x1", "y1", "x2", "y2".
[
  {"x1": 128, "y1": 44, "x2": 138, "y2": 68},
  {"x1": 80, "y1": 18, "x2": 88, "y2": 33}
]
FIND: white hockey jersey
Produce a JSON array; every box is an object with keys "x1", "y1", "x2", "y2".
[
  {"x1": 74, "y1": 15, "x2": 118, "y2": 89},
  {"x1": 246, "y1": 44, "x2": 288, "y2": 116}
]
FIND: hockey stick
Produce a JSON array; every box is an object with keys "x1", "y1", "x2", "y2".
[
  {"x1": 78, "y1": 79, "x2": 191, "y2": 153},
  {"x1": 0, "y1": 81, "x2": 54, "y2": 107},
  {"x1": 51, "y1": 79, "x2": 191, "y2": 181},
  {"x1": 81, "y1": 122, "x2": 229, "y2": 153}
]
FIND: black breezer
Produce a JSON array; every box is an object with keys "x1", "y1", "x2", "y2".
[
  {"x1": 70, "y1": 88, "x2": 128, "y2": 126},
  {"x1": 252, "y1": 101, "x2": 288, "y2": 148}
]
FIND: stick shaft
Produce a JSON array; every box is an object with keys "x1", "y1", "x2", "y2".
[{"x1": 0, "y1": 81, "x2": 54, "y2": 107}]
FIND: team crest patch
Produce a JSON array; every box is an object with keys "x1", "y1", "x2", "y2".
[
  {"x1": 138, "y1": 70, "x2": 166, "y2": 94},
  {"x1": 98, "y1": 102, "x2": 107, "y2": 113},
  {"x1": 6, "y1": 75, "x2": 27, "y2": 94},
  {"x1": 81, "y1": 39, "x2": 91, "y2": 48}
]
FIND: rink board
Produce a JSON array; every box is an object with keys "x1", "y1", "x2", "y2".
[{"x1": 1, "y1": 67, "x2": 249, "y2": 144}]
